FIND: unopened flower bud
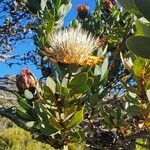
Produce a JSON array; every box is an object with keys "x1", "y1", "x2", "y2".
[
  {"x1": 104, "y1": 0, "x2": 116, "y2": 12},
  {"x1": 16, "y1": 68, "x2": 37, "y2": 93},
  {"x1": 96, "y1": 36, "x2": 106, "y2": 48},
  {"x1": 77, "y1": 4, "x2": 89, "y2": 19}
]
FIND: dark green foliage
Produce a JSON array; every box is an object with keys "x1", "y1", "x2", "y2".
[
  {"x1": 120, "y1": 0, "x2": 150, "y2": 58},
  {"x1": 126, "y1": 36, "x2": 150, "y2": 59}
]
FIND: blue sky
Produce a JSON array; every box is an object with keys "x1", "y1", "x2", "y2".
[{"x1": 0, "y1": 0, "x2": 96, "y2": 78}]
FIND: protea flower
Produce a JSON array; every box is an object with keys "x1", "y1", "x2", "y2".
[
  {"x1": 16, "y1": 68, "x2": 37, "y2": 93},
  {"x1": 43, "y1": 26, "x2": 104, "y2": 66}
]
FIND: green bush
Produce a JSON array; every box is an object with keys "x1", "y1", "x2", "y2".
[{"x1": 0, "y1": 127, "x2": 54, "y2": 150}]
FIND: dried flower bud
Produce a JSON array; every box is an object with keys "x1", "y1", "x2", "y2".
[
  {"x1": 77, "y1": 4, "x2": 89, "y2": 19},
  {"x1": 104, "y1": 0, "x2": 116, "y2": 11},
  {"x1": 16, "y1": 68, "x2": 37, "y2": 93},
  {"x1": 96, "y1": 36, "x2": 106, "y2": 48}
]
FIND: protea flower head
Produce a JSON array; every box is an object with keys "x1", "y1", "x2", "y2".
[
  {"x1": 43, "y1": 26, "x2": 104, "y2": 66},
  {"x1": 16, "y1": 68, "x2": 37, "y2": 93}
]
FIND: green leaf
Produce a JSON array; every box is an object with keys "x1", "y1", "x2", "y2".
[
  {"x1": 26, "y1": 0, "x2": 41, "y2": 14},
  {"x1": 24, "y1": 90, "x2": 33, "y2": 100},
  {"x1": 68, "y1": 143, "x2": 85, "y2": 150},
  {"x1": 127, "y1": 105, "x2": 142, "y2": 116},
  {"x1": 40, "y1": 0, "x2": 47, "y2": 11},
  {"x1": 16, "y1": 94, "x2": 32, "y2": 110},
  {"x1": 88, "y1": 94, "x2": 99, "y2": 106},
  {"x1": 98, "y1": 88, "x2": 108, "y2": 100},
  {"x1": 56, "y1": 84, "x2": 70, "y2": 97},
  {"x1": 135, "y1": 18, "x2": 150, "y2": 37},
  {"x1": 48, "y1": 116, "x2": 63, "y2": 130},
  {"x1": 135, "y1": 138, "x2": 148, "y2": 150},
  {"x1": 62, "y1": 77, "x2": 68, "y2": 87},
  {"x1": 146, "y1": 89, "x2": 150, "y2": 101},
  {"x1": 16, "y1": 109, "x2": 33, "y2": 121},
  {"x1": 57, "y1": 2, "x2": 72, "y2": 17},
  {"x1": 133, "y1": 0, "x2": 150, "y2": 21},
  {"x1": 46, "y1": 77, "x2": 56, "y2": 94},
  {"x1": 117, "y1": 0, "x2": 139, "y2": 14},
  {"x1": 43, "y1": 10, "x2": 55, "y2": 33},
  {"x1": 147, "y1": 102, "x2": 150, "y2": 111},
  {"x1": 65, "y1": 108, "x2": 84, "y2": 130},
  {"x1": 145, "y1": 80, "x2": 150, "y2": 90},
  {"x1": 100, "y1": 71, "x2": 108, "y2": 85},
  {"x1": 43, "y1": 85, "x2": 56, "y2": 102},
  {"x1": 64, "y1": 106, "x2": 76, "y2": 120},
  {"x1": 70, "y1": 84, "x2": 90, "y2": 95},
  {"x1": 100, "y1": 56, "x2": 109, "y2": 81},
  {"x1": 54, "y1": 0, "x2": 61, "y2": 11},
  {"x1": 34, "y1": 102, "x2": 58, "y2": 135},
  {"x1": 25, "y1": 121, "x2": 35, "y2": 128},
  {"x1": 126, "y1": 36, "x2": 150, "y2": 59},
  {"x1": 133, "y1": 57, "x2": 147, "y2": 77},
  {"x1": 124, "y1": 93, "x2": 139, "y2": 104},
  {"x1": 69, "y1": 72, "x2": 88, "y2": 88},
  {"x1": 69, "y1": 130, "x2": 84, "y2": 142},
  {"x1": 87, "y1": 77, "x2": 94, "y2": 87},
  {"x1": 94, "y1": 65, "x2": 101, "y2": 76}
]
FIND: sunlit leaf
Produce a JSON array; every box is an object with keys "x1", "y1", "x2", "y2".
[
  {"x1": 65, "y1": 108, "x2": 84, "y2": 130},
  {"x1": 135, "y1": 18, "x2": 150, "y2": 37},
  {"x1": 41, "y1": 0, "x2": 47, "y2": 11},
  {"x1": 100, "y1": 56, "x2": 108, "y2": 81},
  {"x1": 146, "y1": 89, "x2": 150, "y2": 101},
  {"x1": 54, "y1": 0, "x2": 61, "y2": 11},
  {"x1": 43, "y1": 85, "x2": 56, "y2": 102},
  {"x1": 24, "y1": 90, "x2": 33, "y2": 100},
  {"x1": 133, "y1": 57, "x2": 147, "y2": 77},
  {"x1": 46, "y1": 77, "x2": 56, "y2": 94}
]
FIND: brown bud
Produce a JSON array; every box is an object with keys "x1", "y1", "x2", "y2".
[
  {"x1": 77, "y1": 4, "x2": 89, "y2": 19},
  {"x1": 16, "y1": 68, "x2": 37, "y2": 93},
  {"x1": 96, "y1": 36, "x2": 106, "y2": 48},
  {"x1": 104, "y1": 0, "x2": 116, "y2": 11}
]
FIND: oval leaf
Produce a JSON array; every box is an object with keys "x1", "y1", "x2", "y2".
[
  {"x1": 16, "y1": 94, "x2": 32, "y2": 110},
  {"x1": 69, "y1": 72, "x2": 88, "y2": 88},
  {"x1": 126, "y1": 36, "x2": 150, "y2": 59},
  {"x1": 24, "y1": 90, "x2": 33, "y2": 100},
  {"x1": 65, "y1": 108, "x2": 84, "y2": 130},
  {"x1": 133, "y1": 0, "x2": 150, "y2": 21},
  {"x1": 46, "y1": 77, "x2": 56, "y2": 94},
  {"x1": 135, "y1": 19, "x2": 150, "y2": 37}
]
